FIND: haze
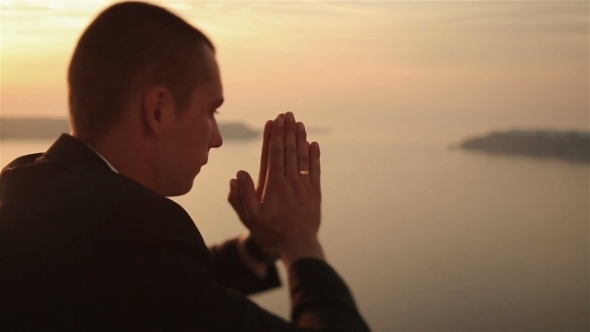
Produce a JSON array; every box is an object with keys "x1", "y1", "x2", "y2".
[{"x1": 1, "y1": 0, "x2": 588, "y2": 144}]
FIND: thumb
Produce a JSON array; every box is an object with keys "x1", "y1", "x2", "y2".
[
  {"x1": 228, "y1": 179, "x2": 247, "y2": 222},
  {"x1": 236, "y1": 171, "x2": 260, "y2": 225}
]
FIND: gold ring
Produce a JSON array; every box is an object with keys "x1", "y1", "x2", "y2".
[{"x1": 299, "y1": 170, "x2": 310, "y2": 175}]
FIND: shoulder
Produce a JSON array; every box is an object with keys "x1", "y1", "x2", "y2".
[
  {"x1": 63, "y1": 166, "x2": 188, "y2": 217},
  {"x1": 84, "y1": 171, "x2": 196, "y2": 230},
  {"x1": 32, "y1": 165, "x2": 200, "y2": 243},
  {"x1": 92, "y1": 173, "x2": 212, "y2": 267},
  {"x1": 1, "y1": 153, "x2": 44, "y2": 171},
  {"x1": 104, "y1": 172, "x2": 188, "y2": 215},
  {"x1": 53, "y1": 168, "x2": 211, "y2": 263}
]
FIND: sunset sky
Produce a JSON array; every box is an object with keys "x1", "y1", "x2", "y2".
[{"x1": 1, "y1": 0, "x2": 588, "y2": 141}]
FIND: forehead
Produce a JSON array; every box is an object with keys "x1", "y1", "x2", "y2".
[
  {"x1": 205, "y1": 56, "x2": 222, "y2": 95},
  {"x1": 192, "y1": 48, "x2": 223, "y2": 103}
]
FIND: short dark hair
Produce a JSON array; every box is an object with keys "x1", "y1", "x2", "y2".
[{"x1": 68, "y1": 1, "x2": 215, "y2": 142}]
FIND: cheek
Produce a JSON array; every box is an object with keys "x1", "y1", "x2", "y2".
[
  {"x1": 194, "y1": 121, "x2": 212, "y2": 148},
  {"x1": 164, "y1": 128, "x2": 195, "y2": 170}
]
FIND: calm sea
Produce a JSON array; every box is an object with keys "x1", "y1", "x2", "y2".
[{"x1": 1, "y1": 135, "x2": 588, "y2": 331}]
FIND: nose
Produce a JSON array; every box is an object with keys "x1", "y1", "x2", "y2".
[{"x1": 209, "y1": 120, "x2": 223, "y2": 148}]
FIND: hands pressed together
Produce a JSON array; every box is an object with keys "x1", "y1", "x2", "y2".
[{"x1": 228, "y1": 112, "x2": 325, "y2": 269}]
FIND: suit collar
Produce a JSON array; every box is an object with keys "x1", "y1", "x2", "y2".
[
  {"x1": 0, "y1": 134, "x2": 111, "y2": 205},
  {"x1": 38, "y1": 134, "x2": 112, "y2": 171}
]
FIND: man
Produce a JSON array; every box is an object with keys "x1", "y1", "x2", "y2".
[{"x1": 0, "y1": 2, "x2": 369, "y2": 331}]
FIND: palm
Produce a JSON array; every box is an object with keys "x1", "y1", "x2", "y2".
[
  {"x1": 257, "y1": 178, "x2": 321, "y2": 252},
  {"x1": 227, "y1": 113, "x2": 322, "y2": 255}
]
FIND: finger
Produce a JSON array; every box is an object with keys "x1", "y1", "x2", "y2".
[
  {"x1": 283, "y1": 112, "x2": 298, "y2": 175},
  {"x1": 309, "y1": 141, "x2": 321, "y2": 191},
  {"x1": 236, "y1": 171, "x2": 260, "y2": 224},
  {"x1": 227, "y1": 178, "x2": 247, "y2": 221},
  {"x1": 296, "y1": 122, "x2": 310, "y2": 183},
  {"x1": 256, "y1": 120, "x2": 273, "y2": 200},
  {"x1": 267, "y1": 115, "x2": 285, "y2": 182}
]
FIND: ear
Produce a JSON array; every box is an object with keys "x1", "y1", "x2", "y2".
[{"x1": 141, "y1": 85, "x2": 174, "y2": 136}]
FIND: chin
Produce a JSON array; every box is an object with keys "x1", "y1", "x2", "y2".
[
  {"x1": 163, "y1": 181, "x2": 194, "y2": 197},
  {"x1": 163, "y1": 165, "x2": 203, "y2": 197},
  {"x1": 193, "y1": 165, "x2": 203, "y2": 177}
]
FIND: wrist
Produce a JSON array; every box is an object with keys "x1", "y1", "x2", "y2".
[
  {"x1": 243, "y1": 233, "x2": 280, "y2": 265},
  {"x1": 237, "y1": 233, "x2": 270, "y2": 278},
  {"x1": 280, "y1": 239, "x2": 325, "y2": 269}
]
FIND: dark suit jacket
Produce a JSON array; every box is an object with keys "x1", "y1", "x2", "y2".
[{"x1": 0, "y1": 134, "x2": 370, "y2": 331}]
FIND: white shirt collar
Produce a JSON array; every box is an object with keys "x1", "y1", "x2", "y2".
[{"x1": 88, "y1": 146, "x2": 119, "y2": 173}]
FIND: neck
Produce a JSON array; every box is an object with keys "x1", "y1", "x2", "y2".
[{"x1": 80, "y1": 129, "x2": 160, "y2": 193}]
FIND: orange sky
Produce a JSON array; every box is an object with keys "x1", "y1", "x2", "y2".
[{"x1": 1, "y1": 0, "x2": 588, "y2": 136}]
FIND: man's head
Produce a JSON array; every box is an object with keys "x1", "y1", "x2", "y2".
[{"x1": 68, "y1": 1, "x2": 224, "y2": 196}]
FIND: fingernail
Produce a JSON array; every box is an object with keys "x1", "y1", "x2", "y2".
[
  {"x1": 297, "y1": 122, "x2": 305, "y2": 132},
  {"x1": 276, "y1": 117, "x2": 284, "y2": 126}
]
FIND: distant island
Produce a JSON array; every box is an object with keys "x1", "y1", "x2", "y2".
[
  {"x1": 0, "y1": 117, "x2": 260, "y2": 141},
  {"x1": 459, "y1": 129, "x2": 590, "y2": 163}
]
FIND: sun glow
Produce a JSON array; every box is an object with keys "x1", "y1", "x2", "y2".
[{"x1": 0, "y1": 0, "x2": 587, "y2": 130}]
